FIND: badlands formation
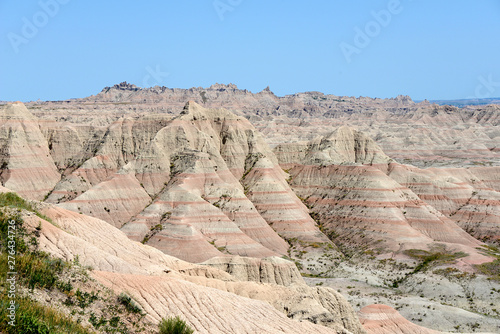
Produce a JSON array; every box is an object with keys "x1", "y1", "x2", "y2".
[{"x1": 1, "y1": 83, "x2": 500, "y2": 333}]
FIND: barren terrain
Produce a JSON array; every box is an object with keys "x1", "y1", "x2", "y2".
[{"x1": 1, "y1": 84, "x2": 500, "y2": 333}]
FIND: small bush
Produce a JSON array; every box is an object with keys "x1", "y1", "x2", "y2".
[
  {"x1": 118, "y1": 292, "x2": 142, "y2": 314},
  {"x1": 75, "y1": 289, "x2": 99, "y2": 309},
  {"x1": 159, "y1": 316, "x2": 194, "y2": 334},
  {"x1": 17, "y1": 252, "x2": 66, "y2": 290}
]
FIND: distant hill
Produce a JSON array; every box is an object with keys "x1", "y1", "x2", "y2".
[{"x1": 428, "y1": 97, "x2": 500, "y2": 107}]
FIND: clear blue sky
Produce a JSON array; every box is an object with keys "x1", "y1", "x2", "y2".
[{"x1": 1, "y1": 0, "x2": 500, "y2": 101}]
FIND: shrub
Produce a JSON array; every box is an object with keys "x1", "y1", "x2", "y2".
[
  {"x1": 159, "y1": 316, "x2": 194, "y2": 334},
  {"x1": 118, "y1": 292, "x2": 142, "y2": 314}
]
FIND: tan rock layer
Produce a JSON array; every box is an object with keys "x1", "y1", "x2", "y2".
[{"x1": 359, "y1": 304, "x2": 442, "y2": 334}]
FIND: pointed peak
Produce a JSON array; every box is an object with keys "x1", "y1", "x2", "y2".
[
  {"x1": 180, "y1": 100, "x2": 211, "y2": 120},
  {"x1": 260, "y1": 86, "x2": 274, "y2": 94},
  {"x1": 2, "y1": 101, "x2": 34, "y2": 120},
  {"x1": 182, "y1": 100, "x2": 202, "y2": 112},
  {"x1": 393, "y1": 95, "x2": 413, "y2": 104}
]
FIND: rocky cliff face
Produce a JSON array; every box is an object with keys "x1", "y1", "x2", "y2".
[
  {"x1": 275, "y1": 131, "x2": 499, "y2": 254},
  {"x1": 275, "y1": 126, "x2": 392, "y2": 166},
  {"x1": 2, "y1": 97, "x2": 499, "y2": 263},
  {"x1": 3, "y1": 101, "x2": 333, "y2": 263}
]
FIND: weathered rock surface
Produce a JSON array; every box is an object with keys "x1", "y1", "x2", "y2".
[
  {"x1": 275, "y1": 126, "x2": 392, "y2": 166},
  {"x1": 273, "y1": 130, "x2": 499, "y2": 261},
  {"x1": 386, "y1": 164, "x2": 500, "y2": 244},
  {"x1": 285, "y1": 162, "x2": 490, "y2": 264},
  {"x1": 200, "y1": 256, "x2": 303, "y2": 286},
  {"x1": 359, "y1": 304, "x2": 441, "y2": 334},
  {"x1": 94, "y1": 271, "x2": 344, "y2": 334},
  {"x1": 5, "y1": 187, "x2": 366, "y2": 334},
  {"x1": 0, "y1": 102, "x2": 60, "y2": 200},
  {"x1": 2, "y1": 86, "x2": 500, "y2": 333},
  {"x1": 40, "y1": 100, "x2": 333, "y2": 262},
  {"x1": 31, "y1": 82, "x2": 500, "y2": 167}
]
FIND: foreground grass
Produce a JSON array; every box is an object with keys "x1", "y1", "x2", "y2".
[
  {"x1": 0, "y1": 294, "x2": 92, "y2": 334},
  {"x1": 0, "y1": 193, "x2": 153, "y2": 333},
  {"x1": 0, "y1": 206, "x2": 92, "y2": 333},
  {"x1": 0, "y1": 192, "x2": 53, "y2": 223}
]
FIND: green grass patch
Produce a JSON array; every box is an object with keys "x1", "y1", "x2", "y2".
[
  {"x1": 475, "y1": 245, "x2": 500, "y2": 281},
  {"x1": 0, "y1": 192, "x2": 53, "y2": 223},
  {"x1": 476, "y1": 259, "x2": 500, "y2": 281},
  {"x1": 0, "y1": 295, "x2": 92, "y2": 334},
  {"x1": 159, "y1": 316, "x2": 194, "y2": 334},
  {"x1": 117, "y1": 293, "x2": 142, "y2": 314},
  {"x1": 391, "y1": 247, "x2": 468, "y2": 288},
  {"x1": 0, "y1": 210, "x2": 91, "y2": 333},
  {"x1": 0, "y1": 211, "x2": 67, "y2": 291}
]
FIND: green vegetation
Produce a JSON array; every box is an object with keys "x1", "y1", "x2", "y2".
[
  {"x1": 142, "y1": 222, "x2": 167, "y2": 244},
  {"x1": 475, "y1": 245, "x2": 500, "y2": 281},
  {"x1": 404, "y1": 248, "x2": 468, "y2": 267},
  {"x1": 17, "y1": 251, "x2": 67, "y2": 290},
  {"x1": 151, "y1": 224, "x2": 164, "y2": 232},
  {"x1": 161, "y1": 211, "x2": 172, "y2": 220},
  {"x1": 1, "y1": 194, "x2": 149, "y2": 333},
  {"x1": 0, "y1": 296, "x2": 91, "y2": 334},
  {"x1": 433, "y1": 267, "x2": 475, "y2": 280},
  {"x1": 199, "y1": 91, "x2": 208, "y2": 104},
  {"x1": 390, "y1": 247, "x2": 468, "y2": 288},
  {"x1": 0, "y1": 211, "x2": 66, "y2": 291},
  {"x1": 0, "y1": 192, "x2": 53, "y2": 223},
  {"x1": 241, "y1": 153, "x2": 264, "y2": 181},
  {"x1": 0, "y1": 207, "x2": 91, "y2": 333},
  {"x1": 159, "y1": 316, "x2": 194, "y2": 334},
  {"x1": 117, "y1": 293, "x2": 143, "y2": 314}
]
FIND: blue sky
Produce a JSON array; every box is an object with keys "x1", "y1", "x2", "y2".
[{"x1": 1, "y1": 0, "x2": 499, "y2": 101}]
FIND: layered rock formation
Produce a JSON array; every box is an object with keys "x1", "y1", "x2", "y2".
[
  {"x1": 29, "y1": 82, "x2": 500, "y2": 167},
  {"x1": 2, "y1": 99, "x2": 498, "y2": 261},
  {"x1": 386, "y1": 164, "x2": 500, "y2": 243},
  {"x1": 3, "y1": 101, "x2": 333, "y2": 263},
  {"x1": 200, "y1": 256, "x2": 303, "y2": 286},
  {"x1": 5, "y1": 187, "x2": 366, "y2": 334},
  {"x1": 359, "y1": 304, "x2": 441, "y2": 334},
  {"x1": 0, "y1": 102, "x2": 60, "y2": 200},
  {"x1": 1, "y1": 85, "x2": 499, "y2": 333},
  {"x1": 275, "y1": 126, "x2": 392, "y2": 166},
  {"x1": 275, "y1": 130, "x2": 497, "y2": 263}
]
